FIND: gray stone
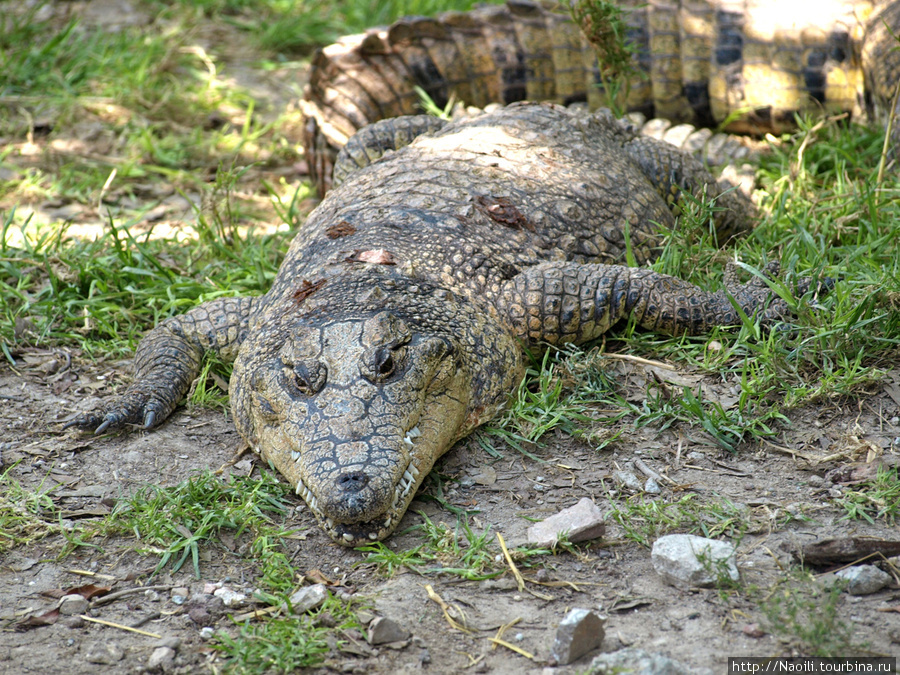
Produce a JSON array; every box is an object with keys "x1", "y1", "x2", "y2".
[
  {"x1": 614, "y1": 470, "x2": 642, "y2": 490},
  {"x1": 155, "y1": 636, "x2": 181, "y2": 650},
  {"x1": 651, "y1": 534, "x2": 739, "y2": 589},
  {"x1": 587, "y1": 648, "x2": 695, "y2": 674},
  {"x1": 367, "y1": 616, "x2": 410, "y2": 645},
  {"x1": 58, "y1": 593, "x2": 89, "y2": 615},
  {"x1": 84, "y1": 640, "x2": 125, "y2": 664},
  {"x1": 549, "y1": 608, "x2": 606, "y2": 665},
  {"x1": 527, "y1": 498, "x2": 606, "y2": 548},
  {"x1": 287, "y1": 584, "x2": 328, "y2": 614},
  {"x1": 147, "y1": 646, "x2": 176, "y2": 671},
  {"x1": 835, "y1": 565, "x2": 892, "y2": 595}
]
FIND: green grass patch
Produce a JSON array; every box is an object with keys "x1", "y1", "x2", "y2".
[
  {"x1": 760, "y1": 570, "x2": 861, "y2": 657},
  {"x1": 837, "y1": 465, "x2": 900, "y2": 525},
  {"x1": 80, "y1": 469, "x2": 298, "y2": 578},
  {"x1": 358, "y1": 513, "x2": 550, "y2": 579},
  {"x1": 607, "y1": 493, "x2": 752, "y2": 548},
  {"x1": 0, "y1": 465, "x2": 60, "y2": 553}
]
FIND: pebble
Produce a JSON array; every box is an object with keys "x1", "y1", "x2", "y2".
[
  {"x1": 807, "y1": 475, "x2": 825, "y2": 487},
  {"x1": 651, "y1": 534, "x2": 739, "y2": 589},
  {"x1": 526, "y1": 497, "x2": 606, "y2": 547},
  {"x1": 835, "y1": 565, "x2": 892, "y2": 595},
  {"x1": 84, "y1": 640, "x2": 125, "y2": 664},
  {"x1": 742, "y1": 623, "x2": 766, "y2": 638},
  {"x1": 147, "y1": 646, "x2": 175, "y2": 671},
  {"x1": 287, "y1": 584, "x2": 328, "y2": 614},
  {"x1": 614, "y1": 470, "x2": 643, "y2": 491},
  {"x1": 367, "y1": 616, "x2": 410, "y2": 645},
  {"x1": 550, "y1": 608, "x2": 606, "y2": 665},
  {"x1": 644, "y1": 477, "x2": 661, "y2": 494},
  {"x1": 199, "y1": 627, "x2": 216, "y2": 640},
  {"x1": 58, "y1": 594, "x2": 89, "y2": 615},
  {"x1": 156, "y1": 636, "x2": 181, "y2": 650},
  {"x1": 589, "y1": 648, "x2": 695, "y2": 674},
  {"x1": 889, "y1": 416, "x2": 899, "y2": 427},
  {"x1": 213, "y1": 587, "x2": 248, "y2": 608}
]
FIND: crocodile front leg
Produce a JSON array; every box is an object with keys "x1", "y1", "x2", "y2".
[
  {"x1": 66, "y1": 296, "x2": 258, "y2": 433},
  {"x1": 498, "y1": 261, "x2": 819, "y2": 346}
]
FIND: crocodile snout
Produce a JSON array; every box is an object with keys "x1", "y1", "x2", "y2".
[{"x1": 336, "y1": 470, "x2": 369, "y2": 492}]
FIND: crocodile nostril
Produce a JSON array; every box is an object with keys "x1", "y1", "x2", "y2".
[{"x1": 336, "y1": 471, "x2": 369, "y2": 493}]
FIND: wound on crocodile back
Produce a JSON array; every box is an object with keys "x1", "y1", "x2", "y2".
[
  {"x1": 475, "y1": 194, "x2": 536, "y2": 231},
  {"x1": 293, "y1": 279, "x2": 327, "y2": 304},
  {"x1": 326, "y1": 221, "x2": 357, "y2": 239}
]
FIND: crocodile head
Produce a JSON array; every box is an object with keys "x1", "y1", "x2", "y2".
[{"x1": 230, "y1": 273, "x2": 522, "y2": 545}]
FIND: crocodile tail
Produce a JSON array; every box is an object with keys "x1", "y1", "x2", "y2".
[{"x1": 301, "y1": 0, "x2": 610, "y2": 195}]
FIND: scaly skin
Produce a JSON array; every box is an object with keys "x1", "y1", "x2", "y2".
[
  {"x1": 69, "y1": 103, "x2": 822, "y2": 545},
  {"x1": 301, "y1": 0, "x2": 900, "y2": 194}
]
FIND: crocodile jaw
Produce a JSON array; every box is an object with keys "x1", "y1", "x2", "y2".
[{"x1": 294, "y1": 428, "x2": 426, "y2": 545}]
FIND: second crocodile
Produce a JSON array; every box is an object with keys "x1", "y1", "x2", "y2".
[{"x1": 69, "y1": 103, "x2": 822, "y2": 545}]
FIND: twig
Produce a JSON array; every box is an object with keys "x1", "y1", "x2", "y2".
[
  {"x1": 78, "y1": 614, "x2": 162, "y2": 638},
  {"x1": 488, "y1": 637, "x2": 534, "y2": 659},
  {"x1": 600, "y1": 353, "x2": 677, "y2": 370},
  {"x1": 496, "y1": 533, "x2": 525, "y2": 592},
  {"x1": 92, "y1": 585, "x2": 173, "y2": 607},
  {"x1": 633, "y1": 457, "x2": 676, "y2": 485}
]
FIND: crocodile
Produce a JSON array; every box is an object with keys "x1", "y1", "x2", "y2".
[
  {"x1": 68, "y1": 102, "x2": 825, "y2": 545},
  {"x1": 302, "y1": 0, "x2": 900, "y2": 194}
]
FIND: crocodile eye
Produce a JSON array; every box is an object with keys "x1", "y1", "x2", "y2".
[
  {"x1": 376, "y1": 348, "x2": 394, "y2": 377},
  {"x1": 283, "y1": 360, "x2": 326, "y2": 396},
  {"x1": 360, "y1": 344, "x2": 405, "y2": 384}
]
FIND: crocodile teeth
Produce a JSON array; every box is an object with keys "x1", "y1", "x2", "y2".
[{"x1": 403, "y1": 425, "x2": 422, "y2": 447}]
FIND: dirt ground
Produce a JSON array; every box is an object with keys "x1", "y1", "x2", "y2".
[
  {"x1": 2, "y1": 1, "x2": 900, "y2": 673},
  {"x1": 2, "y1": 349, "x2": 900, "y2": 674}
]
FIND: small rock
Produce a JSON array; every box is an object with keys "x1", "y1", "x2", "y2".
[
  {"x1": 355, "y1": 610, "x2": 375, "y2": 625},
  {"x1": 58, "y1": 594, "x2": 89, "y2": 615},
  {"x1": 156, "y1": 636, "x2": 181, "y2": 650},
  {"x1": 614, "y1": 470, "x2": 642, "y2": 490},
  {"x1": 213, "y1": 586, "x2": 248, "y2": 608},
  {"x1": 199, "y1": 627, "x2": 216, "y2": 640},
  {"x1": 549, "y1": 608, "x2": 606, "y2": 665},
  {"x1": 287, "y1": 584, "x2": 328, "y2": 614},
  {"x1": 170, "y1": 587, "x2": 189, "y2": 599},
  {"x1": 589, "y1": 648, "x2": 694, "y2": 674},
  {"x1": 742, "y1": 623, "x2": 766, "y2": 638},
  {"x1": 807, "y1": 475, "x2": 824, "y2": 488},
  {"x1": 651, "y1": 534, "x2": 739, "y2": 589},
  {"x1": 84, "y1": 640, "x2": 125, "y2": 664},
  {"x1": 526, "y1": 497, "x2": 606, "y2": 548},
  {"x1": 147, "y1": 646, "x2": 175, "y2": 671},
  {"x1": 62, "y1": 615, "x2": 85, "y2": 629},
  {"x1": 367, "y1": 616, "x2": 410, "y2": 645},
  {"x1": 835, "y1": 565, "x2": 892, "y2": 595},
  {"x1": 644, "y1": 477, "x2": 661, "y2": 494},
  {"x1": 144, "y1": 590, "x2": 161, "y2": 602}
]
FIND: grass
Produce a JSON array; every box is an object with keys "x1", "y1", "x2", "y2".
[
  {"x1": 760, "y1": 570, "x2": 860, "y2": 657},
  {"x1": 837, "y1": 465, "x2": 900, "y2": 525},
  {"x1": 0, "y1": 464, "x2": 59, "y2": 554}
]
